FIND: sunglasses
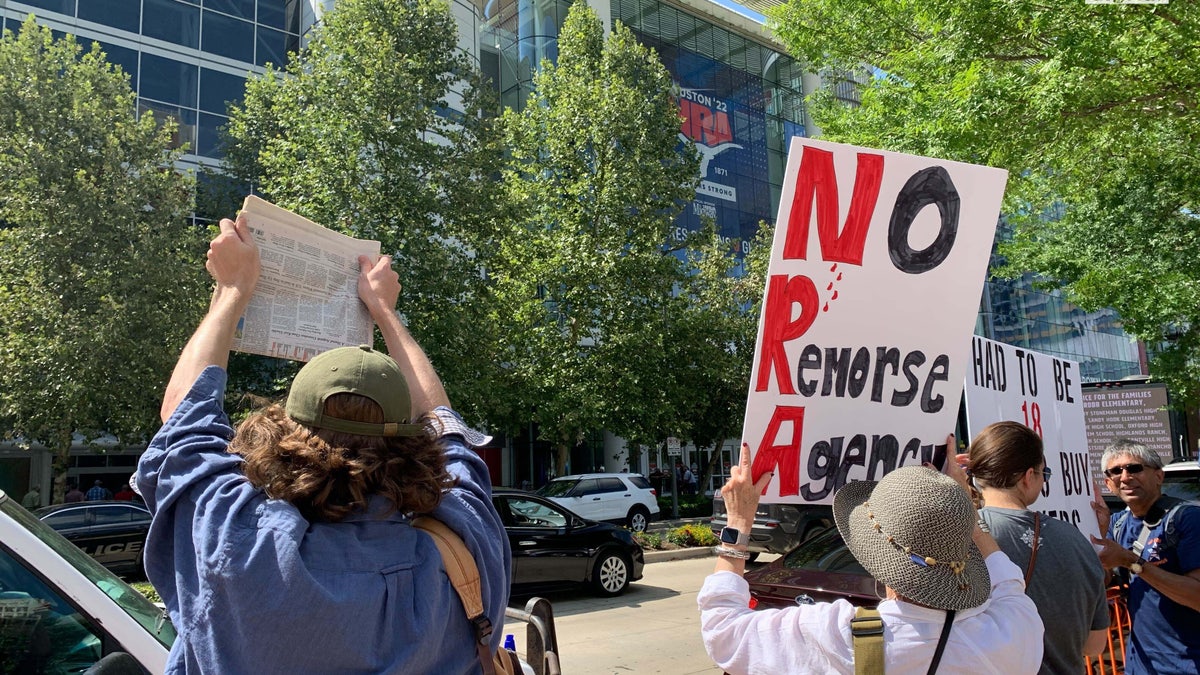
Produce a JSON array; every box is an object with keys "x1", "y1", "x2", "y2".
[
  {"x1": 1104, "y1": 463, "x2": 1145, "y2": 478},
  {"x1": 1040, "y1": 466, "x2": 1052, "y2": 481}
]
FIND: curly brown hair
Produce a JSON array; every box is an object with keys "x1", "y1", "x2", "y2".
[{"x1": 229, "y1": 393, "x2": 455, "y2": 522}]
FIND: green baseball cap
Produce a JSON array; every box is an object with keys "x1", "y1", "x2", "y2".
[{"x1": 285, "y1": 345, "x2": 426, "y2": 437}]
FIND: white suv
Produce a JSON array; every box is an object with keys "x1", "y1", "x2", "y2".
[{"x1": 536, "y1": 474, "x2": 660, "y2": 532}]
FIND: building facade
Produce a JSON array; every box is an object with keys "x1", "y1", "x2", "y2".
[{"x1": 0, "y1": 0, "x2": 1144, "y2": 498}]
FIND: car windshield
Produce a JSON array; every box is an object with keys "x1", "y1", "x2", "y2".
[
  {"x1": 2, "y1": 497, "x2": 176, "y2": 649},
  {"x1": 783, "y1": 528, "x2": 847, "y2": 571},
  {"x1": 1163, "y1": 464, "x2": 1200, "y2": 502},
  {"x1": 536, "y1": 479, "x2": 579, "y2": 498}
]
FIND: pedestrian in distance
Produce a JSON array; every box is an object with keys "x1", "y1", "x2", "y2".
[
  {"x1": 967, "y1": 421, "x2": 1108, "y2": 674},
  {"x1": 1090, "y1": 438, "x2": 1200, "y2": 675},
  {"x1": 63, "y1": 481, "x2": 84, "y2": 503},
  {"x1": 21, "y1": 485, "x2": 40, "y2": 509},
  {"x1": 699, "y1": 436, "x2": 1044, "y2": 674},
  {"x1": 113, "y1": 482, "x2": 137, "y2": 501},
  {"x1": 135, "y1": 214, "x2": 511, "y2": 673},
  {"x1": 84, "y1": 479, "x2": 112, "y2": 501}
]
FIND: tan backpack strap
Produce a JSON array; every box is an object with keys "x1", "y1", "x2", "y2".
[
  {"x1": 412, "y1": 516, "x2": 498, "y2": 675},
  {"x1": 851, "y1": 606, "x2": 885, "y2": 675}
]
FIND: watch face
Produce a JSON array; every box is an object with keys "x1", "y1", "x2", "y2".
[{"x1": 720, "y1": 527, "x2": 740, "y2": 544}]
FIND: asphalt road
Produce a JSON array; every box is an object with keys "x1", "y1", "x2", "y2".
[{"x1": 505, "y1": 554, "x2": 777, "y2": 674}]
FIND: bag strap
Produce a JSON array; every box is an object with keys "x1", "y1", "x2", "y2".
[
  {"x1": 1024, "y1": 513, "x2": 1040, "y2": 586},
  {"x1": 412, "y1": 516, "x2": 498, "y2": 675},
  {"x1": 926, "y1": 610, "x2": 956, "y2": 675},
  {"x1": 851, "y1": 606, "x2": 885, "y2": 675}
]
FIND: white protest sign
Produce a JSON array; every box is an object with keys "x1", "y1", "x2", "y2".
[
  {"x1": 964, "y1": 336, "x2": 1100, "y2": 540},
  {"x1": 744, "y1": 137, "x2": 1007, "y2": 505}
]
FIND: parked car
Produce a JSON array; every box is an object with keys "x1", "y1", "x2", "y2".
[
  {"x1": 743, "y1": 526, "x2": 875, "y2": 611},
  {"x1": 493, "y1": 489, "x2": 644, "y2": 596},
  {"x1": 0, "y1": 490, "x2": 175, "y2": 672},
  {"x1": 710, "y1": 496, "x2": 833, "y2": 561},
  {"x1": 1162, "y1": 458, "x2": 1200, "y2": 502},
  {"x1": 35, "y1": 500, "x2": 151, "y2": 577},
  {"x1": 535, "y1": 473, "x2": 660, "y2": 532}
]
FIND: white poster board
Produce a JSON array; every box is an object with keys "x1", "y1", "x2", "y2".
[
  {"x1": 743, "y1": 138, "x2": 1007, "y2": 504},
  {"x1": 965, "y1": 336, "x2": 1100, "y2": 540}
]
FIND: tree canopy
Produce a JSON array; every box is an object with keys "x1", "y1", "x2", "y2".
[
  {"x1": 769, "y1": 1, "x2": 1200, "y2": 403},
  {"x1": 479, "y1": 0, "x2": 703, "y2": 471},
  {"x1": 0, "y1": 18, "x2": 207, "y2": 496},
  {"x1": 223, "y1": 0, "x2": 505, "y2": 418}
]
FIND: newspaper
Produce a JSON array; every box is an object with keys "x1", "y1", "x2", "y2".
[{"x1": 231, "y1": 196, "x2": 381, "y2": 362}]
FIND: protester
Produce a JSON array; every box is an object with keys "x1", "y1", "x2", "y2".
[
  {"x1": 1091, "y1": 439, "x2": 1200, "y2": 675},
  {"x1": 968, "y1": 421, "x2": 1108, "y2": 674},
  {"x1": 85, "y1": 479, "x2": 112, "y2": 501},
  {"x1": 20, "y1": 485, "x2": 40, "y2": 509},
  {"x1": 63, "y1": 481, "x2": 84, "y2": 503},
  {"x1": 699, "y1": 437, "x2": 1043, "y2": 674},
  {"x1": 135, "y1": 214, "x2": 510, "y2": 673}
]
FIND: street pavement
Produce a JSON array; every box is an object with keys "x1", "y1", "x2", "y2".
[{"x1": 505, "y1": 554, "x2": 777, "y2": 674}]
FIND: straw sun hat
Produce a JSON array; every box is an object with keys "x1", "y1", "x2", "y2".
[{"x1": 833, "y1": 466, "x2": 990, "y2": 611}]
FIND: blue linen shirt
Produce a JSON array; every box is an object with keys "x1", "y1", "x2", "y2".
[{"x1": 136, "y1": 366, "x2": 512, "y2": 674}]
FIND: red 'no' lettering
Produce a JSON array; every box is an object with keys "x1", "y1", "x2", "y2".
[{"x1": 783, "y1": 149, "x2": 884, "y2": 264}]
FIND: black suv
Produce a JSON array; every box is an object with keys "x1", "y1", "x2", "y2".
[
  {"x1": 710, "y1": 496, "x2": 833, "y2": 560},
  {"x1": 35, "y1": 501, "x2": 150, "y2": 576}
]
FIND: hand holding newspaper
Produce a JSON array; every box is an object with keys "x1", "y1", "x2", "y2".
[{"x1": 231, "y1": 196, "x2": 381, "y2": 362}]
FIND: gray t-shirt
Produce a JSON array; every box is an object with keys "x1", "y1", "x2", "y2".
[{"x1": 981, "y1": 506, "x2": 1109, "y2": 675}]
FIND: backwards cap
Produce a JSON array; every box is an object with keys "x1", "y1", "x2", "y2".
[{"x1": 285, "y1": 345, "x2": 425, "y2": 437}]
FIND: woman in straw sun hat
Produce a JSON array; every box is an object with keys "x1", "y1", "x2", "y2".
[{"x1": 699, "y1": 436, "x2": 1044, "y2": 674}]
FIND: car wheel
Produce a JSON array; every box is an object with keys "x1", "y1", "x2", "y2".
[
  {"x1": 592, "y1": 550, "x2": 631, "y2": 597},
  {"x1": 627, "y1": 506, "x2": 651, "y2": 533}
]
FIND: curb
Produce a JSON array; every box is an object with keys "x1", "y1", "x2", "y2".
[{"x1": 644, "y1": 547, "x2": 714, "y2": 564}]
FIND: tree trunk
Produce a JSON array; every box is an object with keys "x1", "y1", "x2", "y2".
[{"x1": 699, "y1": 438, "x2": 725, "y2": 495}]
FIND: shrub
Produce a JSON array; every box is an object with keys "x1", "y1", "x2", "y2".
[
  {"x1": 633, "y1": 530, "x2": 664, "y2": 550},
  {"x1": 666, "y1": 523, "x2": 719, "y2": 547},
  {"x1": 656, "y1": 495, "x2": 714, "y2": 518},
  {"x1": 131, "y1": 581, "x2": 161, "y2": 604}
]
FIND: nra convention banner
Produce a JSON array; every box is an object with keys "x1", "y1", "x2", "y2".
[
  {"x1": 964, "y1": 336, "x2": 1101, "y2": 540},
  {"x1": 744, "y1": 137, "x2": 1006, "y2": 505}
]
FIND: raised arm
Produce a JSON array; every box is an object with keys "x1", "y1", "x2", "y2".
[
  {"x1": 160, "y1": 216, "x2": 260, "y2": 421},
  {"x1": 356, "y1": 255, "x2": 449, "y2": 416}
]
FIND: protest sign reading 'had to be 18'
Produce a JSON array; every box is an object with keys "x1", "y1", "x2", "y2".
[
  {"x1": 964, "y1": 336, "x2": 1100, "y2": 541},
  {"x1": 744, "y1": 138, "x2": 1007, "y2": 505}
]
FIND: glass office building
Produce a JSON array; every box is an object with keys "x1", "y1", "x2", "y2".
[{"x1": 0, "y1": 0, "x2": 303, "y2": 168}]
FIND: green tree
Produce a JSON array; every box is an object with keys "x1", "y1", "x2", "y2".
[
  {"x1": 481, "y1": 0, "x2": 700, "y2": 472},
  {"x1": 769, "y1": 1, "x2": 1200, "y2": 402},
  {"x1": 672, "y1": 224, "x2": 772, "y2": 490},
  {"x1": 0, "y1": 18, "x2": 207, "y2": 500},
  {"x1": 222, "y1": 0, "x2": 504, "y2": 416}
]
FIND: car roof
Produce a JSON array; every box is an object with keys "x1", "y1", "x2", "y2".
[
  {"x1": 547, "y1": 473, "x2": 646, "y2": 481},
  {"x1": 1163, "y1": 460, "x2": 1199, "y2": 474},
  {"x1": 35, "y1": 500, "x2": 149, "y2": 516}
]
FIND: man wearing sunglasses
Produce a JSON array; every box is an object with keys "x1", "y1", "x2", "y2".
[{"x1": 1090, "y1": 439, "x2": 1200, "y2": 675}]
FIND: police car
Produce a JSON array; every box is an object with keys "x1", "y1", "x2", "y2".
[
  {"x1": 0, "y1": 490, "x2": 174, "y2": 672},
  {"x1": 35, "y1": 500, "x2": 150, "y2": 576}
]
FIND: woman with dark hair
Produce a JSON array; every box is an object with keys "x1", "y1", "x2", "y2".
[
  {"x1": 968, "y1": 421, "x2": 1108, "y2": 674},
  {"x1": 135, "y1": 214, "x2": 509, "y2": 673}
]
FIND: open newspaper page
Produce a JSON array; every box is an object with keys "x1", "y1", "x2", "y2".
[{"x1": 231, "y1": 195, "x2": 381, "y2": 362}]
